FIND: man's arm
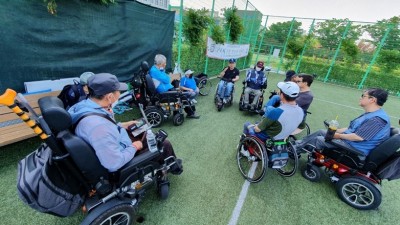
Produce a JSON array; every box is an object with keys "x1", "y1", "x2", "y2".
[
  {"x1": 219, "y1": 67, "x2": 228, "y2": 77},
  {"x1": 232, "y1": 75, "x2": 240, "y2": 82},
  {"x1": 334, "y1": 132, "x2": 363, "y2": 141},
  {"x1": 334, "y1": 117, "x2": 387, "y2": 142}
]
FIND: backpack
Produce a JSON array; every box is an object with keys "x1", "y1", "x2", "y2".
[
  {"x1": 17, "y1": 144, "x2": 83, "y2": 217},
  {"x1": 58, "y1": 80, "x2": 86, "y2": 109}
]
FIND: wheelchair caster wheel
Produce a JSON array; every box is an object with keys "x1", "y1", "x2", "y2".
[
  {"x1": 158, "y1": 181, "x2": 170, "y2": 200},
  {"x1": 173, "y1": 113, "x2": 184, "y2": 126},
  {"x1": 302, "y1": 164, "x2": 321, "y2": 182}
]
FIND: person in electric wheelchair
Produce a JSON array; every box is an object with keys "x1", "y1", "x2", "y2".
[
  {"x1": 216, "y1": 58, "x2": 240, "y2": 104},
  {"x1": 293, "y1": 88, "x2": 390, "y2": 158},
  {"x1": 150, "y1": 54, "x2": 200, "y2": 119},
  {"x1": 68, "y1": 73, "x2": 183, "y2": 174},
  {"x1": 242, "y1": 81, "x2": 304, "y2": 168},
  {"x1": 239, "y1": 61, "x2": 267, "y2": 112}
]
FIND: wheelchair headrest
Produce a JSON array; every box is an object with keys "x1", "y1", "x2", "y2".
[
  {"x1": 141, "y1": 61, "x2": 149, "y2": 73},
  {"x1": 145, "y1": 74, "x2": 157, "y2": 96},
  {"x1": 38, "y1": 96, "x2": 72, "y2": 133}
]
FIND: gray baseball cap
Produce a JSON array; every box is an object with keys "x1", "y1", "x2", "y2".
[
  {"x1": 79, "y1": 72, "x2": 95, "y2": 85},
  {"x1": 88, "y1": 73, "x2": 128, "y2": 95}
]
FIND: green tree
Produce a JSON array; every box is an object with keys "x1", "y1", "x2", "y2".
[
  {"x1": 210, "y1": 24, "x2": 225, "y2": 44},
  {"x1": 377, "y1": 49, "x2": 400, "y2": 72},
  {"x1": 364, "y1": 16, "x2": 400, "y2": 50},
  {"x1": 341, "y1": 39, "x2": 359, "y2": 63},
  {"x1": 224, "y1": 7, "x2": 244, "y2": 43},
  {"x1": 263, "y1": 20, "x2": 304, "y2": 46},
  {"x1": 183, "y1": 8, "x2": 211, "y2": 46},
  {"x1": 314, "y1": 19, "x2": 362, "y2": 49}
]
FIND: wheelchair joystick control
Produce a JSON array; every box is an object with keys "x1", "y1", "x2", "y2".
[{"x1": 146, "y1": 129, "x2": 158, "y2": 153}]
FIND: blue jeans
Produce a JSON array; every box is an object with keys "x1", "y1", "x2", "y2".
[
  {"x1": 243, "y1": 122, "x2": 269, "y2": 142},
  {"x1": 263, "y1": 95, "x2": 280, "y2": 116},
  {"x1": 217, "y1": 80, "x2": 233, "y2": 99}
]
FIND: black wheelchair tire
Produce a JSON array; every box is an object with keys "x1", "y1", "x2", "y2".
[
  {"x1": 275, "y1": 142, "x2": 298, "y2": 177},
  {"x1": 301, "y1": 164, "x2": 321, "y2": 182},
  {"x1": 159, "y1": 183, "x2": 170, "y2": 200},
  {"x1": 198, "y1": 78, "x2": 212, "y2": 96},
  {"x1": 336, "y1": 176, "x2": 382, "y2": 210},
  {"x1": 172, "y1": 113, "x2": 184, "y2": 126},
  {"x1": 236, "y1": 136, "x2": 268, "y2": 183},
  {"x1": 82, "y1": 202, "x2": 136, "y2": 225},
  {"x1": 144, "y1": 107, "x2": 164, "y2": 128}
]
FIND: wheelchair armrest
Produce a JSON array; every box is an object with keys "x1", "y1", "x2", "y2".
[
  {"x1": 119, "y1": 150, "x2": 160, "y2": 174},
  {"x1": 327, "y1": 139, "x2": 366, "y2": 157}
]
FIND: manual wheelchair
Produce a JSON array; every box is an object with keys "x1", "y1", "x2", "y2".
[
  {"x1": 214, "y1": 78, "x2": 235, "y2": 112},
  {"x1": 238, "y1": 80, "x2": 267, "y2": 114},
  {"x1": 236, "y1": 134, "x2": 299, "y2": 183},
  {"x1": 194, "y1": 73, "x2": 212, "y2": 96},
  {"x1": 301, "y1": 125, "x2": 400, "y2": 210},
  {"x1": 34, "y1": 96, "x2": 180, "y2": 224}
]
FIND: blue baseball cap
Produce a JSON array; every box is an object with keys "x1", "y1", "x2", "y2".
[{"x1": 228, "y1": 58, "x2": 236, "y2": 63}]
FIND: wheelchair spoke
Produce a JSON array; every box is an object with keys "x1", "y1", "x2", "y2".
[{"x1": 342, "y1": 182, "x2": 374, "y2": 207}]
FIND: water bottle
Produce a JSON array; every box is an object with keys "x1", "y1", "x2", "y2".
[
  {"x1": 146, "y1": 129, "x2": 158, "y2": 153},
  {"x1": 325, "y1": 119, "x2": 339, "y2": 141}
]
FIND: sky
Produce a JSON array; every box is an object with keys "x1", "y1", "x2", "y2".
[{"x1": 249, "y1": 0, "x2": 399, "y2": 23}]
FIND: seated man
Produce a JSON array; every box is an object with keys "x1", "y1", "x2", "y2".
[
  {"x1": 243, "y1": 81, "x2": 304, "y2": 142},
  {"x1": 150, "y1": 54, "x2": 200, "y2": 119},
  {"x1": 264, "y1": 70, "x2": 298, "y2": 113},
  {"x1": 243, "y1": 61, "x2": 267, "y2": 110},
  {"x1": 217, "y1": 58, "x2": 240, "y2": 103},
  {"x1": 180, "y1": 69, "x2": 199, "y2": 104},
  {"x1": 294, "y1": 88, "x2": 390, "y2": 157},
  {"x1": 58, "y1": 72, "x2": 95, "y2": 109},
  {"x1": 68, "y1": 73, "x2": 183, "y2": 174}
]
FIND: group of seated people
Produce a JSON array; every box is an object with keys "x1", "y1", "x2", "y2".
[{"x1": 63, "y1": 54, "x2": 391, "y2": 176}]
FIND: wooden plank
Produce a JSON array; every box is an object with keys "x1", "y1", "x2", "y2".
[
  {"x1": 0, "y1": 123, "x2": 31, "y2": 134},
  {"x1": 0, "y1": 126, "x2": 36, "y2": 147}
]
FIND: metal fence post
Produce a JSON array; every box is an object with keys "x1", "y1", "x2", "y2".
[
  {"x1": 358, "y1": 24, "x2": 393, "y2": 89},
  {"x1": 177, "y1": 0, "x2": 184, "y2": 66},
  {"x1": 255, "y1": 16, "x2": 269, "y2": 63},
  {"x1": 295, "y1": 19, "x2": 315, "y2": 73},
  {"x1": 323, "y1": 21, "x2": 351, "y2": 82},
  {"x1": 276, "y1": 17, "x2": 295, "y2": 74}
]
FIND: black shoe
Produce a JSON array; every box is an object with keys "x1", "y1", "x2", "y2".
[
  {"x1": 170, "y1": 159, "x2": 183, "y2": 175},
  {"x1": 187, "y1": 113, "x2": 200, "y2": 119}
]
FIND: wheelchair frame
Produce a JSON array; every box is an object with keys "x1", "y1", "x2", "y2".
[
  {"x1": 214, "y1": 78, "x2": 235, "y2": 111},
  {"x1": 238, "y1": 80, "x2": 267, "y2": 114}
]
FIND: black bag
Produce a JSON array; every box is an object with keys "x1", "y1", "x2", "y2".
[
  {"x1": 57, "y1": 80, "x2": 86, "y2": 109},
  {"x1": 17, "y1": 144, "x2": 83, "y2": 217}
]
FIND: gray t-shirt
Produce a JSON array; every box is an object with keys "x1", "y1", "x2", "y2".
[{"x1": 296, "y1": 91, "x2": 314, "y2": 112}]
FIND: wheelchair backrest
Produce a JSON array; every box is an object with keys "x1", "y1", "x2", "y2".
[
  {"x1": 363, "y1": 131, "x2": 400, "y2": 172},
  {"x1": 39, "y1": 96, "x2": 109, "y2": 186},
  {"x1": 145, "y1": 74, "x2": 157, "y2": 97}
]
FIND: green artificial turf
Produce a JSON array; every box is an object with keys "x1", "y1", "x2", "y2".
[{"x1": 0, "y1": 72, "x2": 399, "y2": 225}]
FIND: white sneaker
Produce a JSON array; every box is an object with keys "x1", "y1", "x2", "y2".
[
  {"x1": 191, "y1": 99, "x2": 197, "y2": 104},
  {"x1": 240, "y1": 147, "x2": 250, "y2": 157}
]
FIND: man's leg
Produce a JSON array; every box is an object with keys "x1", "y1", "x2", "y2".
[
  {"x1": 225, "y1": 82, "x2": 234, "y2": 98},
  {"x1": 217, "y1": 80, "x2": 224, "y2": 99},
  {"x1": 243, "y1": 87, "x2": 251, "y2": 105},
  {"x1": 161, "y1": 139, "x2": 183, "y2": 175},
  {"x1": 251, "y1": 89, "x2": 262, "y2": 106}
]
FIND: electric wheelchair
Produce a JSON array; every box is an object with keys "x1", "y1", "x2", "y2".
[
  {"x1": 214, "y1": 78, "x2": 235, "y2": 111},
  {"x1": 302, "y1": 124, "x2": 400, "y2": 210},
  {"x1": 238, "y1": 80, "x2": 267, "y2": 114},
  {"x1": 37, "y1": 96, "x2": 180, "y2": 224},
  {"x1": 237, "y1": 134, "x2": 299, "y2": 183}
]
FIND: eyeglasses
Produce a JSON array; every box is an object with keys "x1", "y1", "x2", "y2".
[{"x1": 361, "y1": 94, "x2": 374, "y2": 99}]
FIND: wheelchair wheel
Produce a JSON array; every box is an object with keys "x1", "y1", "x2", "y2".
[
  {"x1": 290, "y1": 123, "x2": 311, "y2": 141},
  {"x1": 81, "y1": 202, "x2": 136, "y2": 225},
  {"x1": 237, "y1": 136, "x2": 268, "y2": 183},
  {"x1": 336, "y1": 176, "x2": 382, "y2": 210},
  {"x1": 275, "y1": 142, "x2": 298, "y2": 177},
  {"x1": 198, "y1": 78, "x2": 212, "y2": 96},
  {"x1": 144, "y1": 107, "x2": 164, "y2": 128},
  {"x1": 301, "y1": 164, "x2": 321, "y2": 182},
  {"x1": 172, "y1": 113, "x2": 184, "y2": 126}
]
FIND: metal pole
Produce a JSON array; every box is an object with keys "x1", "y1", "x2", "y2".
[
  {"x1": 243, "y1": 13, "x2": 258, "y2": 68},
  {"x1": 295, "y1": 19, "x2": 315, "y2": 73},
  {"x1": 277, "y1": 17, "x2": 295, "y2": 74},
  {"x1": 238, "y1": 0, "x2": 249, "y2": 44},
  {"x1": 358, "y1": 24, "x2": 393, "y2": 89},
  {"x1": 266, "y1": 45, "x2": 273, "y2": 66},
  {"x1": 204, "y1": 0, "x2": 216, "y2": 74},
  {"x1": 323, "y1": 21, "x2": 351, "y2": 82},
  {"x1": 255, "y1": 16, "x2": 269, "y2": 63},
  {"x1": 177, "y1": 0, "x2": 184, "y2": 66}
]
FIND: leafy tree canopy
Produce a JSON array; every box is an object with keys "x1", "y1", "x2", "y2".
[{"x1": 364, "y1": 16, "x2": 400, "y2": 50}]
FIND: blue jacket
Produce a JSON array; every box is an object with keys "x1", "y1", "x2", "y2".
[
  {"x1": 246, "y1": 69, "x2": 266, "y2": 90},
  {"x1": 68, "y1": 99, "x2": 136, "y2": 172},
  {"x1": 149, "y1": 65, "x2": 174, "y2": 93},
  {"x1": 180, "y1": 76, "x2": 197, "y2": 90},
  {"x1": 343, "y1": 109, "x2": 390, "y2": 155}
]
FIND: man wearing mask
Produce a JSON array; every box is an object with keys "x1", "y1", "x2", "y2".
[
  {"x1": 68, "y1": 73, "x2": 183, "y2": 174},
  {"x1": 243, "y1": 61, "x2": 267, "y2": 110}
]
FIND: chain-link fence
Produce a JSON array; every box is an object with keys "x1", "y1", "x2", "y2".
[{"x1": 169, "y1": 0, "x2": 400, "y2": 96}]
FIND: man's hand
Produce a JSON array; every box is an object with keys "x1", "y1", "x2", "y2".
[
  {"x1": 121, "y1": 120, "x2": 142, "y2": 130},
  {"x1": 132, "y1": 141, "x2": 143, "y2": 151}
]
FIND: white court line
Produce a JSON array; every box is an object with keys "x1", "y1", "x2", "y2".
[
  {"x1": 315, "y1": 98, "x2": 400, "y2": 120},
  {"x1": 228, "y1": 162, "x2": 258, "y2": 225}
]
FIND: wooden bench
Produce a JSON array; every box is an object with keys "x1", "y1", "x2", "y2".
[{"x1": 0, "y1": 91, "x2": 60, "y2": 147}]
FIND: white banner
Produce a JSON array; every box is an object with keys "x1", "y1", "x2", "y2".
[{"x1": 206, "y1": 37, "x2": 250, "y2": 60}]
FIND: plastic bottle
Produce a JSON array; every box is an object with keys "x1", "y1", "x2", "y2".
[
  {"x1": 325, "y1": 119, "x2": 339, "y2": 141},
  {"x1": 146, "y1": 129, "x2": 158, "y2": 153},
  {"x1": 329, "y1": 120, "x2": 339, "y2": 131}
]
